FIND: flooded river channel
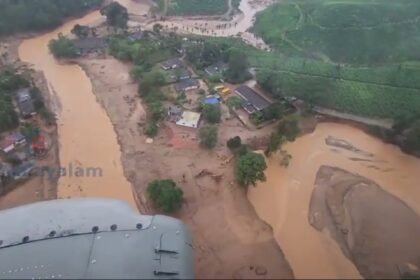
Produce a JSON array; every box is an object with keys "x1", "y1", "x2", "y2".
[
  {"x1": 16, "y1": 1, "x2": 420, "y2": 278},
  {"x1": 249, "y1": 123, "x2": 420, "y2": 278},
  {"x1": 18, "y1": 11, "x2": 137, "y2": 209}
]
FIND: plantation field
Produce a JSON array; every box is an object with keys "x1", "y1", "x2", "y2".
[
  {"x1": 243, "y1": 0, "x2": 420, "y2": 120},
  {"x1": 167, "y1": 0, "x2": 228, "y2": 16},
  {"x1": 253, "y1": 0, "x2": 420, "y2": 65},
  {"x1": 193, "y1": 35, "x2": 420, "y2": 120}
]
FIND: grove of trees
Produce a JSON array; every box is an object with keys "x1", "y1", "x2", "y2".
[
  {"x1": 0, "y1": 70, "x2": 29, "y2": 133},
  {"x1": 0, "y1": 0, "x2": 103, "y2": 36},
  {"x1": 199, "y1": 125, "x2": 218, "y2": 149},
  {"x1": 147, "y1": 179, "x2": 184, "y2": 213},
  {"x1": 202, "y1": 104, "x2": 221, "y2": 124},
  {"x1": 48, "y1": 34, "x2": 79, "y2": 59},
  {"x1": 235, "y1": 151, "x2": 267, "y2": 187},
  {"x1": 100, "y1": 2, "x2": 128, "y2": 29}
]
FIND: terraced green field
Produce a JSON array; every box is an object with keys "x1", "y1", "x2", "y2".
[
  {"x1": 254, "y1": 0, "x2": 420, "y2": 65},
  {"x1": 167, "y1": 0, "x2": 228, "y2": 16},
  {"x1": 247, "y1": 0, "x2": 420, "y2": 120}
]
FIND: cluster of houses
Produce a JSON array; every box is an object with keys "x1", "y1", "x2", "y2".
[
  {"x1": 161, "y1": 56, "x2": 273, "y2": 131},
  {"x1": 0, "y1": 88, "x2": 48, "y2": 192}
]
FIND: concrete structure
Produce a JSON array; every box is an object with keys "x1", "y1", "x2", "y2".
[
  {"x1": 176, "y1": 111, "x2": 201, "y2": 128},
  {"x1": 235, "y1": 85, "x2": 271, "y2": 114},
  {"x1": 0, "y1": 199, "x2": 194, "y2": 279},
  {"x1": 174, "y1": 79, "x2": 200, "y2": 93}
]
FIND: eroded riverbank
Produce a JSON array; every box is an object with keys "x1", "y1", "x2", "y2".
[{"x1": 249, "y1": 123, "x2": 420, "y2": 278}]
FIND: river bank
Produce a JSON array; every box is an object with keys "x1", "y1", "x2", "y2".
[
  {"x1": 249, "y1": 122, "x2": 420, "y2": 278},
  {"x1": 17, "y1": 9, "x2": 138, "y2": 209},
  {"x1": 0, "y1": 37, "x2": 60, "y2": 210}
]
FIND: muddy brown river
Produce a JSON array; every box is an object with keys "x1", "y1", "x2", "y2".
[
  {"x1": 16, "y1": 1, "x2": 420, "y2": 278},
  {"x1": 18, "y1": 11, "x2": 137, "y2": 209},
  {"x1": 249, "y1": 123, "x2": 420, "y2": 278}
]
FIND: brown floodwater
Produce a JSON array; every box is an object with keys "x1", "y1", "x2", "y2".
[
  {"x1": 18, "y1": 11, "x2": 137, "y2": 209},
  {"x1": 16, "y1": 1, "x2": 420, "y2": 278},
  {"x1": 248, "y1": 123, "x2": 420, "y2": 279}
]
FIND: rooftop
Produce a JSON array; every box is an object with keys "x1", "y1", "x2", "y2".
[
  {"x1": 0, "y1": 132, "x2": 25, "y2": 150},
  {"x1": 176, "y1": 111, "x2": 201, "y2": 128},
  {"x1": 204, "y1": 62, "x2": 228, "y2": 76},
  {"x1": 161, "y1": 58, "x2": 183, "y2": 69},
  {"x1": 16, "y1": 88, "x2": 31, "y2": 103},
  {"x1": 174, "y1": 79, "x2": 200, "y2": 92},
  {"x1": 18, "y1": 99, "x2": 36, "y2": 116},
  {"x1": 73, "y1": 38, "x2": 107, "y2": 52},
  {"x1": 235, "y1": 85, "x2": 272, "y2": 114}
]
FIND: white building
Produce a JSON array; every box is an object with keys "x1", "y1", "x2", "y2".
[{"x1": 176, "y1": 111, "x2": 201, "y2": 128}]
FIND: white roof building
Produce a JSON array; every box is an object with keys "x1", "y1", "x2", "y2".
[{"x1": 176, "y1": 111, "x2": 201, "y2": 128}]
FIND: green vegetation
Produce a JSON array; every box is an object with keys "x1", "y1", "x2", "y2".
[
  {"x1": 0, "y1": 69, "x2": 28, "y2": 133},
  {"x1": 167, "y1": 0, "x2": 228, "y2": 16},
  {"x1": 202, "y1": 104, "x2": 221, "y2": 124},
  {"x1": 109, "y1": 34, "x2": 184, "y2": 137},
  {"x1": 0, "y1": 0, "x2": 102, "y2": 36},
  {"x1": 147, "y1": 179, "x2": 184, "y2": 213},
  {"x1": 185, "y1": 41, "x2": 251, "y2": 83},
  {"x1": 254, "y1": 0, "x2": 420, "y2": 65},
  {"x1": 265, "y1": 114, "x2": 300, "y2": 156},
  {"x1": 138, "y1": 71, "x2": 166, "y2": 137},
  {"x1": 227, "y1": 136, "x2": 242, "y2": 151},
  {"x1": 235, "y1": 151, "x2": 267, "y2": 187},
  {"x1": 246, "y1": 1, "x2": 420, "y2": 121},
  {"x1": 71, "y1": 24, "x2": 90, "y2": 38},
  {"x1": 199, "y1": 125, "x2": 218, "y2": 149},
  {"x1": 226, "y1": 96, "x2": 242, "y2": 109},
  {"x1": 100, "y1": 2, "x2": 128, "y2": 29},
  {"x1": 48, "y1": 34, "x2": 79, "y2": 59},
  {"x1": 224, "y1": 48, "x2": 252, "y2": 84}
]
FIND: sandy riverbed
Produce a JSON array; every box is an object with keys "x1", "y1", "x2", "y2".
[{"x1": 249, "y1": 123, "x2": 420, "y2": 278}]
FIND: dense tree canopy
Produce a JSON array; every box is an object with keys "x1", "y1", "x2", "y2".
[
  {"x1": 235, "y1": 152, "x2": 267, "y2": 187},
  {"x1": 202, "y1": 104, "x2": 221, "y2": 124},
  {"x1": 48, "y1": 34, "x2": 79, "y2": 59},
  {"x1": 147, "y1": 179, "x2": 184, "y2": 213},
  {"x1": 0, "y1": 69, "x2": 30, "y2": 133},
  {"x1": 100, "y1": 2, "x2": 128, "y2": 29},
  {"x1": 0, "y1": 0, "x2": 103, "y2": 36},
  {"x1": 224, "y1": 48, "x2": 252, "y2": 84},
  {"x1": 199, "y1": 126, "x2": 218, "y2": 149}
]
